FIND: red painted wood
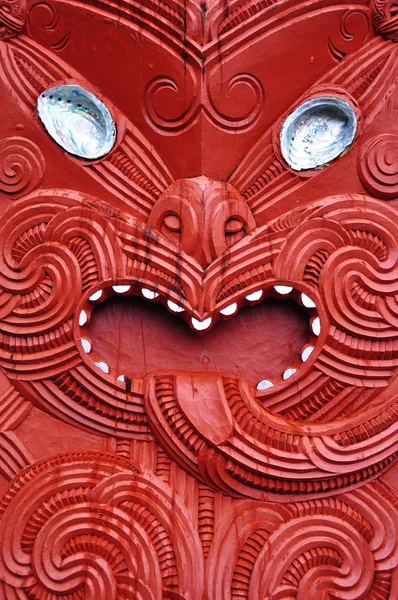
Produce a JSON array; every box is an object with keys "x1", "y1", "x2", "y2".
[{"x1": 0, "y1": 1, "x2": 396, "y2": 598}]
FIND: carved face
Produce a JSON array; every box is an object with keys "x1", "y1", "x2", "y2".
[
  {"x1": 1, "y1": 1, "x2": 398, "y2": 598},
  {"x1": 0, "y1": 0, "x2": 397, "y2": 501}
]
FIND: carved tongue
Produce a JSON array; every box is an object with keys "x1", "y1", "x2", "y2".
[{"x1": 173, "y1": 373, "x2": 233, "y2": 445}]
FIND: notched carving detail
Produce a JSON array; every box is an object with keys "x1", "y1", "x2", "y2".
[
  {"x1": 0, "y1": 452, "x2": 204, "y2": 599},
  {"x1": 0, "y1": 0, "x2": 26, "y2": 40},
  {"x1": 372, "y1": 0, "x2": 398, "y2": 42},
  {"x1": 207, "y1": 482, "x2": 398, "y2": 599},
  {"x1": 0, "y1": 1, "x2": 397, "y2": 596}
]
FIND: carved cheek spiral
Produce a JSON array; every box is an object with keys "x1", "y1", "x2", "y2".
[
  {"x1": 359, "y1": 134, "x2": 398, "y2": 200},
  {"x1": 252, "y1": 518, "x2": 374, "y2": 600},
  {"x1": 0, "y1": 455, "x2": 204, "y2": 600},
  {"x1": 320, "y1": 225, "x2": 398, "y2": 340},
  {"x1": 32, "y1": 504, "x2": 161, "y2": 600},
  {"x1": 206, "y1": 484, "x2": 397, "y2": 600},
  {"x1": 0, "y1": 137, "x2": 45, "y2": 198}
]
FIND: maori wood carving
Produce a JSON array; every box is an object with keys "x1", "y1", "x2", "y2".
[{"x1": 0, "y1": 0, "x2": 396, "y2": 598}]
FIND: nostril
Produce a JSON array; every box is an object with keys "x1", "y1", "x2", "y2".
[
  {"x1": 163, "y1": 213, "x2": 181, "y2": 232},
  {"x1": 225, "y1": 218, "x2": 244, "y2": 234},
  {"x1": 160, "y1": 212, "x2": 182, "y2": 246},
  {"x1": 225, "y1": 218, "x2": 245, "y2": 248}
]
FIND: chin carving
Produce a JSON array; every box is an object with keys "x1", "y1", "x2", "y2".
[{"x1": 0, "y1": 0, "x2": 397, "y2": 598}]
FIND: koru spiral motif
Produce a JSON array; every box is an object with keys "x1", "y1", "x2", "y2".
[{"x1": 0, "y1": 0, "x2": 397, "y2": 598}]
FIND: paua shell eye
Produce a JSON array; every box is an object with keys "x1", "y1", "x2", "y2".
[
  {"x1": 280, "y1": 97, "x2": 357, "y2": 171},
  {"x1": 37, "y1": 84, "x2": 116, "y2": 160}
]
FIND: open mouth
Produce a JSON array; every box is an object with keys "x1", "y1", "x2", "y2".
[{"x1": 76, "y1": 283, "x2": 321, "y2": 390}]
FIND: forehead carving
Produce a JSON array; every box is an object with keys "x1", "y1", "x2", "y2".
[{"x1": 0, "y1": 1, "x2": 397, "y2": 599}]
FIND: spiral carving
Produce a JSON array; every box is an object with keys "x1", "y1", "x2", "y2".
[
  {"x1": 0, "y1": 453, "x2": 204, "y2": 599},
  {"x1": 206, "y1": 482, "x2": 398, "y2": 599},
  {"x1": 205, "y1": 72, "x2": 265, "y2": 132},
  {"x1": 359, "y1": 134, "x2": 398, "y2": 200},
  {"x1": 274, "y1": 196, "x2": 398, "y2": 381},
  {"x1": 0, "y1": 452, "x2": 396, "y2": 599},
  {"x1": 28, "y1": 2, "x2": 70, "y2": 51},
  {"x1": 144, "y1": 74, "x2": 200, "y2": 134},
  {"x1": 328, "y1": 9, "x2": 372, "y2": 62},
  {"x1": 0, "y1": 188, "x2": 137, "y2": 380},
  {"x1": 0, "y1": 137, "x2": 44, "y2": 198},
  {"x1": 144, "y1": 71, "x2": 265, "y2": 133},
  {"x1": 0, "y1": 0, "x2": 398, "y2": 597}
]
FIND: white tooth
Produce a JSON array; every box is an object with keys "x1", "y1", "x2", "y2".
[
  {"x1": 283, "y1": 368, "x2": 297, "y2": 380},
  {"x1": 167, "y1": 300, "x2": 184, "y2": 313},
  {"x1": 95, "y1": 361, "x2": 109, "y2": 374},
  {"x1": 79, "y1": 310, "x2": 88, "y2": 326},
  {"x1": 257, "y1": 379, "x2": 274, "y2": 390},
  {"x1": 301, "y1": 293, "x2": 316, "y2": 309},
  {"x1": 112, "y1": 285, "x2": 131, "y2": 294},
  {"x1": 191, "y1": 317, "x2": 212, "y2": 331},
  {"x1": 246, "y1": 290, "x2": 263, "y2": 302},
  {"x1": 220, "y1": 303, "x2": 237, "y2": 316},
  {"x1": 81, "y1": 338, "x2": 91, "y2": 353},
  {"x1": 142, "y1": 288, "x2": 159, "y2": 300},
  {"x1": 301, "y1": 346, "x2": 314, "y2": 362},
  {"x1": 117, "y1": 375, "x2": 125, "y2": 382},
  {"x1": 89, "y1": 290, "x2": 103, "y2": 302},
  {"x1": 312, "y1": 317, "x2": 321, "y2": 336},
  {"x1": 274, "y1": 285, "x2": 293, "y2": 295}
]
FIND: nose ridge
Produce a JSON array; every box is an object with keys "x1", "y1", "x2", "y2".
[{"x1": 148, "y1": 177, "x2": 256, "y2": 268}]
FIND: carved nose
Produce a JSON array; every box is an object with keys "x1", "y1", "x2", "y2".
[{"x1": 148, "y1": 176, "x2": 256, "y2": 267}]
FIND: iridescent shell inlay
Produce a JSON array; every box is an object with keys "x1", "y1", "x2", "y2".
[
  {"x1": 280, "y1": 97, "x2": 357, "y2": 171},
  {"x1": 37, "y1": 85, "x2": 116, "y2": 160}
]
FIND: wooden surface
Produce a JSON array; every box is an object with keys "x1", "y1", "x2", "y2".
[{"x1": 0, "y1": 0, "x2": 396, "y2": 597}]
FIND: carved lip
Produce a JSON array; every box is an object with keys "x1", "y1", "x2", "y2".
[{"x1": 75, "y1": 280, "x2": 322, "y2": 390}]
